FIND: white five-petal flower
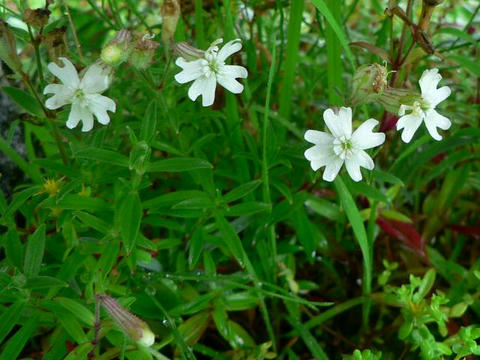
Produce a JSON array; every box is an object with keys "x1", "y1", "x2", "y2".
[
  {"x1": 304, "y1": 107, "x2": 386, "y2": 182},
  {"x1": 396, "y1": 68, "x2": 451, "y2": 143},
  {"x1": 44, "y1": 57, "x2": 116, "y2": 132},
  {"x1": 174, "y1": 38, "x2": 248, "y2": 107}
]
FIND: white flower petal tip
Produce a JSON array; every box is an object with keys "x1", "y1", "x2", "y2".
[
  {"x1": 397, "y1": 68, "x2": 451, "y2": 143},
  {"x1": 174, "y1": 38, "x2": 248, "y2": 107},
  {"x1": 44, "y1": 58, "x2": 116, "y2": 132},
  {"x1": 305, "y1": 107, "x2": 384, "y2": 183}
]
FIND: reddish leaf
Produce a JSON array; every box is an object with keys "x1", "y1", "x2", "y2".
[
  {"x1": 380, "y1": 112, "x2": 399, "y2": 133},
  {"x1": 432, "y1": 153, "x2": 446, "y2": 164},
  {"x1": 377, "y1": 217, "x2": 427, "y2": 261},
  {"x1": 449, "y1": 224, "x2": 480, "y2": 239}
]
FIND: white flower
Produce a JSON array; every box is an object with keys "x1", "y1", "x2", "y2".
[
  {"x1": 44, "y1": 57, "x2": 116, "y2": 132},
  {"x1": 396, "y1": 68, "x2": 451, "y2": 143},
  {"x1": 174, "y1": 38, "x2": 248, "y2": 107},
  {"x1": 304, "y1": 107, "x2": 385, "y2": 182}
]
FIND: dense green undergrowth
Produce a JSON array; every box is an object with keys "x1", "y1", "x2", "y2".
[{"x1": 0, "y1": 0, "x2": 479, "y2": 359}]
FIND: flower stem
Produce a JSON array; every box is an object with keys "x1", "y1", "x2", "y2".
[
  {"x1": 22, "y1": 73, "x2": 68, "y2": 165},
  {"x1": 27, "y1": 24, "x2": 44, "y2": 85},
  {"x1": 63, "y1": 1, "x2": 84, "y2": 62},
  {"x1": 262, "y1": 33, "x2": 277, "y2": 285}
]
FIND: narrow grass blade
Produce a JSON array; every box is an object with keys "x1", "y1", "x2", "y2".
[
  {"x1": 311, "y1": 0, "x2": 355, "y2": 68},
  {"x1": 278, "y1": 0, "x2": 304, "y2": 122},
  {"x1": 334, "y1": 176, "x2": 372, "y2": 326}
]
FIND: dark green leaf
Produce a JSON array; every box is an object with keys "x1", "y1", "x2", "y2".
[
  {"x1": 147, "y1": 157, "x2": 213, "y2": 172},
  {"x1": 118, "y1": 191, "x2": 142, "y2": 253},
  {"x1": 24, "y1": 224, "x2": 46, "y2": 278},
  {"x1": 1, "y1": 86, "x2": 44, "y2": 117}
]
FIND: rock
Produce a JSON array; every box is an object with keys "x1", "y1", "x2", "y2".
[{"x1": 0, "y1": 63, "x2": 27, "y2": 200}]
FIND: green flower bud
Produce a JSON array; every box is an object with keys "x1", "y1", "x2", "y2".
[
  {"x1": 350, "y1": 64, "x2": 388, "y2": 106},
  {"x1": 101, "y1": 29, "x2": 132, "y2": 67},
  {"x1": 129, "y1": 34, "x2": 160, "y2": 70},
  {"x1": 377, "y1": 88, "x2": 423, "y2": 114},
  {"x1": 0, "y1": 20, "x2": 22, "y2": 72},
  {"x1": 97, "y1": 295, "x2": 155, "y2": 347}
]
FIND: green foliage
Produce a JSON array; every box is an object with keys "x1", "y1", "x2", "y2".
[{"x1": 0, "y1": 0, "x2": 479, "y2": 359}]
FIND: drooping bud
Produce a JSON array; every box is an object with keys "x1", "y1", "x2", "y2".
[
  {"x1": 350, "y1": 64, "x2": 388, "y2": 107},
  {"x1": 173, "y1": 42, "x2": 205, "y2": 61},
  {"x1": 44, "y1": 27, "x2": 67, "y2": 63},
  {"x1": 377, "y1": 88, "x2": 423, "y2": 114},
  {"x1": 0, "y1": 20, "x2": 22, "y2": 72},
  {"x1": 97, "y1": 295, "x2": 155, "y2": 347},
  {"x1": 128, "y1": 34, "x2": 160, "y2": 70},
  {"x1": 24, "y1": 8, "x2": 51, "y2": 28},
  {"x1": 101, "y1": 29, "x2": 132, "y2": 67},
  {"x1": 161, "y1": 0, "x2": 180, "y2": 44}
]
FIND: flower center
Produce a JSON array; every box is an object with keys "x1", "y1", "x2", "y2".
[
  {"x1": 333, "y1": 136, "x2": 354, "y2": 160},
  {"x1": 73, "y1": 88, "x2": 88, "y2": 106},
  {"x1": 411, "y1": 101, "x2": 426, "y2": 118}
]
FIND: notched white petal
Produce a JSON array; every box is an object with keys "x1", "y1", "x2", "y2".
[
  {"x1": 424, "y1": 109, "x2": 451, "y2": 141},
  {"x1": 217, "y1": 39, "x2": 242, "y2": 62},
  {"x1": 345, "y1": 157, "x2": 362, "y2": 182},
  {"x1": 304, "y1": 145, "x2": 331, "y2": 162},
  {"x1": 86, "y1": 94, "x2": 116, "y2": 125},
  {"x1": 419, "y1": 68, "x2": 442, "y2": 96},
  {"x1": 322, "y1": 157, "x2": 343, "y2": 182},
  {"x1": 430, "y1": 86, "x2": 451, "y2": 108},
  {"x1": 80, "y1": 63, "x2": 110, "y2": 94},
  {"x1": 44, "y1": 85, "x2": 75, "y2": 110},
  {"x1": 351, "y1": 119, "x2": 385, "y2": 150},
  {"x1": 304, "y1": 130, "x2": 333, "y2": 145},
  {"x1": 396, "y1": 114, "x2": 423, "y2": 143},
  {"x1": 201, "y1": 76, "x2": 217, "y2": 106},
  {"x1": 217, "y1": 74, "x2": 244, "y2": 94},
  {"x1": 222, "y1": 65, "x2": 248, "y2": 79},
  {"x1": 67, "y1": 102, "x2": 93, "y2": 132},
  {"x1": 174, "y1": 59, "x2": 205, "y2": 84},
  {"x1": 323, "y1": 107, "x2": 352, "y2": 139},
  {"x1": 47, "y1": 57, "x2": 80, "y2": 87}
]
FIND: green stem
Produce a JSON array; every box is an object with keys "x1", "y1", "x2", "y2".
[
  {"x1": 27, "y1": 25, "x2": 44, "y2": 85},
  {"x1": 22, "y1": 73, "x2": 68, "y2": 165},
  {"x1": 262, "y1": 34, "x2": 277, "y2": 281},
  {"x1": 194, "y1": 0, "x2": 205, "y2": 48},
  {"x1": 85, "y1": 0, "x2": 117, "y2": 29},
  {"x1": 63, "y1": 1, "x2": 84, "y2": 62}
]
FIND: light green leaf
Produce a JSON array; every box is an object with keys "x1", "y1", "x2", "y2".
[{"x1": 147, "y1": 157, "x2": 213, "y2": 172}]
